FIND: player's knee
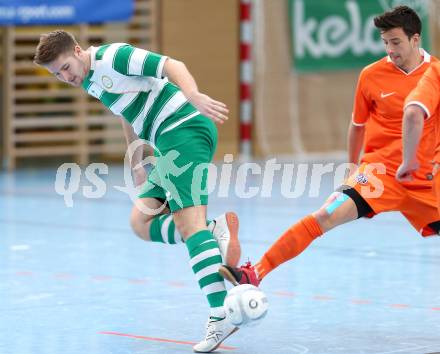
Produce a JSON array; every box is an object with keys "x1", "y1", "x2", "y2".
[
  {"x1": 173, "y1": 217, "x2": 190, "y2": 239},
  {"x1": 173, "y1": 215, "x2": 205, "y2": 240},
  {"x1": 130, "y1": 207, "x2": 154, "y2": 239},
  {"x1": 130, "y1": 208, "x2": 143, "y2": 237},
  {"x1": 313, "y1": 208, "x2": 332, "y2": 231}
]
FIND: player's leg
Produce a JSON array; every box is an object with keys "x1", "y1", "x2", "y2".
[
  {"x1": 174, "y1": 205, "x2": 227, "y2": 318},
  {"x1": 129, "y1": 177, "x2": 181, "y2": 243},
  {"x1": 173, "y1": 204, "x2": 238, "y2": 353},
  {"x1": 401, "y1": 186, "x2": 440, "y2": 237},
  {"x1": 220, "y1": 190, "x2": 362, "y2": 286},
  {"x1": 131, "y1": 180, "x2": 240, "y2": 266},
  {"x1": 156, "y1": 115, "x2": 238, "y2": 352},
  {"x1": 220, "y1": 163, "x2": 400, "y2": 286},
  {"x1": 130, "y1": 196, "x2": 176, "y2": 242},
  {"x1": 251, "y1": 192, "x2": 360, "y2": 280}
]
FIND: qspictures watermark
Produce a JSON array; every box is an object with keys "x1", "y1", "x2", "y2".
[{"x1": 54, "y1": 140, "x2": 386, "y2": 212}]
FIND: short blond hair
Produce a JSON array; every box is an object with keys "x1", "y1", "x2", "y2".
[{"x1": 34, "y1": 30, "x2": 78, "y2": 65}]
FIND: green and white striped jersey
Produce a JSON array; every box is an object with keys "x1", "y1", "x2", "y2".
[{"x1": 81, "y1": 43, "x2": 199, "y2": 143}]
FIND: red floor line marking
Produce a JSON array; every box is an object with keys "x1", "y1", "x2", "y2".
[
  {"x1": 168, "y1": 281, "x2": 186, "y2": 288},
  {"x1": 313, "y1": 295, "x2": 334, "y2": 301},
  {"x1": 14, "y1": 270, "x2": 440, "y2": 313},
  {"x1": 99, "y1": 331, "x2": 236, "y2": 350},
  {"x1": 389, "y1": 304, "x2": 410, "y2": 308},
  {"x1": 92, "y1": 276, "x2": 113, "y2": 281},
  {"x1": 54, "y1": 273, "x2": 74, "y2": 279},
  {"x1": 273, "y1": 291, "x2": 296, "y2": 297},
  {"x1": 351, "y1": 299, "x2": 372, "y2": 304},
  {"x1": 128, "y1": 278, "x2": 148, "y2": 284}
]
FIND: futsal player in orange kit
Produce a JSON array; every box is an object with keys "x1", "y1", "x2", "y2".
[
  {"x1": 220, "y1": 6, "x2": 440, "y2": 287},
  {"x1": 397, "y1": 62, "x2": 440, "y2": 208}
]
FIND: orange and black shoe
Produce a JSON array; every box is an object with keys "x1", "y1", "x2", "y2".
[{"x1": 219, "y1": 261, "x2": 261, "y2": 287}]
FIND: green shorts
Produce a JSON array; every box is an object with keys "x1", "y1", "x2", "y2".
[{"x1": 138, "y1": 114, "x2": 218, "y2": 212}]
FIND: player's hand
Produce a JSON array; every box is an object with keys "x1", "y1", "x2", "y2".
[
  {"x1": 189, "y1": 92, "x2": 229, "y2": 124},
  {"x1": 396, "y1": 160, "x2": 419, "y2": 182}
]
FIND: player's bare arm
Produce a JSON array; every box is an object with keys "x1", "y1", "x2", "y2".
[
  {"x1": 120, "y1": 118, "x2": 147, "y2": 187},
  {"x1": 346, "y1": 121, "x2": 365, "y2": 176},
  {"x1": 396, "y1": 105, "x2": 425, "y2": 181},
  {"x1": 163, "y1": 58, "x2": 229, "y2": 124}
]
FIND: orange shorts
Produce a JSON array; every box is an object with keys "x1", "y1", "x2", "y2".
[{"x1": 345, "y1": 163, "x2": 440, "y2": 236}]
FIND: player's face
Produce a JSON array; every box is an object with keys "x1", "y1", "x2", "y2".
[
  {"x1": 45, "y1": 46, "x2": 89, "y2": 87},
  {"x1": 381, "y1": 28, "x2": 420, "y2": 69}
]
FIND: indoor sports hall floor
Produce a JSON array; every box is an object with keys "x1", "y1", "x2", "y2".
[{"x1": 1, "y1": 162, "x2": 440, "y2": 354}]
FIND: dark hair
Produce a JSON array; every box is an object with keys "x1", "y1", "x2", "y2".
[
  {"x1": 34, "y1": 30, "x2": 78, "y2": 65},
  {"x1": 374, "y1": 5, "x2": 421, "y2": 39}
]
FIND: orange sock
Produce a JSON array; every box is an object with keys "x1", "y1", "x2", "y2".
[{"x1": 255, "y1": 215, "x2": 323, "y2": 280}]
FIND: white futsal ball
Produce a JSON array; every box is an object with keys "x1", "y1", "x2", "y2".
[{"x1": 224, "y1": 284, "x2": 269, "y2": 327}]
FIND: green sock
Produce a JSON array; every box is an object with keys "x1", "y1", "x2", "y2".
[
  {"x1": 149, "y1": 214, "x2": 183, "y2": 244},
  {"x1": 149, "y1": 215, "x2": 213, "y2": 244},
  {"x1": 186, "y1": 230, "x2": 227, "y2": 318}
]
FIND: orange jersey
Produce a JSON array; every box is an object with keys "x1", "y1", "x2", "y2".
[
  {"x1": 352, "y1": 50, "x2": 437, "y2": 187},
  {"x1": 405, "y1": 61, "x2": 440, "y2": 163}
]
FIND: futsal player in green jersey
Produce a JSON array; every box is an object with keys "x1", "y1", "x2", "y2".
[{"x1": 35, "y1": 30, "x2": 240, "y2": 352}]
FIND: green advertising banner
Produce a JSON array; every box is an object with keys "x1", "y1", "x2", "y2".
[{"x1": 290, "y1": 0, "x2": 430, "y2": 72}]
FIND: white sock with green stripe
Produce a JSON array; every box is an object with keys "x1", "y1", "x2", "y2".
[
  {"x1": 149, "y1": 214, "x2": 183, "y2": 244},
  {"x1": 149, "y1": 214, "x2": 213, "y2": 245},
  {"x1": 186, "y1": 230, "x2": 227, "y2": 319}
]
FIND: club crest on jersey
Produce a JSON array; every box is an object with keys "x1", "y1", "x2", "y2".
[
  {"x1": 102, "y1": 75, "x2": 113, "y2": 89},
  {"x1": 355, "y1": 173, "x2": 368, "y2": 185}
]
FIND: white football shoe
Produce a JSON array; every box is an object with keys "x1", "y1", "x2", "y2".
[
  {"x1": 193, "y1": 317, "x2": 239, "y2": 353},
  {"x1": 209, "y1": 212, "x2": 241, "y2": 267}
]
